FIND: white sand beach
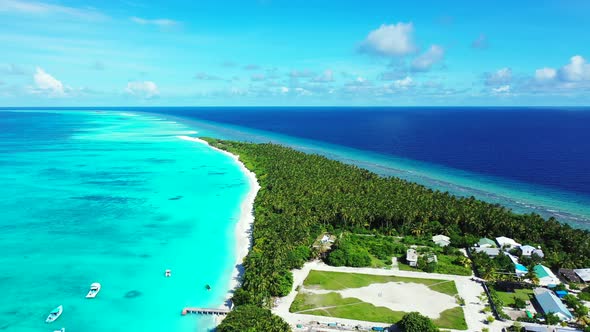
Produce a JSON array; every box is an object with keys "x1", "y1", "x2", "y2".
[{"x1": 177, "y1": 136, "x2": 260, "y2": 305}]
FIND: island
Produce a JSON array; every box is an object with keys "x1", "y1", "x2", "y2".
[{"x1": 202, "y1": 138, "x2": 590, "y2": 332}]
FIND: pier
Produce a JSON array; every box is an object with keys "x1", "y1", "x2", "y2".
[{"x1": 181, "y1": 307, "x2": 230, "y2": 316}]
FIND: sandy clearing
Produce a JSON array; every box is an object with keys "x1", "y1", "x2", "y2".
[{"x1": 335, "y1": 281, "x2": 456, "y2": 318}]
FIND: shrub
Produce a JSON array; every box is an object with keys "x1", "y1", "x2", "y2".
[
  {"x1": 513, "y1": 297, "x2": 526, "y2": 309},
  {"x1": 397, "y1": 312, "x2": 439, "y2": 332},
  {"x1": 218, "y1": 305, "x2": 290, "y2": 332}
]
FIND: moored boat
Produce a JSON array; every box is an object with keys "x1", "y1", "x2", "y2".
[
  {"x1": 86, "y1": 282, "x2": 101, "y2": 298},
  {"x1": 45, "y1": 305, "x2": 63, "y2": 323}
]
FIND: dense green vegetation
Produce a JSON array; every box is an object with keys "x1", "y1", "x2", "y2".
[
  {"x1": 203, "y1": 138, "x2": 590, "y2": 330},
  {"x1": 398, "y1": 312, "x2": 439, "y2": 332},
  {"x1": 217, "y1": 305, "x2": 290, "y2": 332},
  {"x1": 326, "y1": 233, "x2": 406, "y2": 267},
  {"x1": 326, "y1": 233, "x2": 471, "y2": 275}
]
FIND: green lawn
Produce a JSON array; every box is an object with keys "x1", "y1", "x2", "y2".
[
  {"x1": 397, "y1": 261, "x2": 416, "y2": 271},
  {"x1": 435, "y1": 255, "x2": 473, "y2": 276},
  {"x1": 369, "y1": 254, "x2": 388, "y2": 268},
  {"x1": 493, "y1": 288, "x2": 534, "y2": 307},
  {"x1": 304, "y1": 270, "x2": 458, "y2": 296},
  {"x1": 433, "y1": 307, "x2": 468, "y2": 330},
  {"x1": 290, "y1": 292, "x2": 361, "y2": 312},
  {"x1": 290, "y1": 291, "x2": 467, "y2": 330}
]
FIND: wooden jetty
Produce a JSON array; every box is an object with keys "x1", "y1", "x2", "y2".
[{"x1": 181, "y1": 307, "x2": 230, "y2": 316}]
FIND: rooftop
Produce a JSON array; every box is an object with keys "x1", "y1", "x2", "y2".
[
  {"x1": 574, "y1": 268, "x2": 590, "y2": 282},
  {"x1": 533, "y1": 288, "x2": 573, "y2": 321},
  {"x1": 477, "y1": 237, "x2": 496, "y2": 247}
]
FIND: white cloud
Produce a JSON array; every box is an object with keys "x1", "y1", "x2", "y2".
[
  {"x1": 492, "y1": 85, "x2": 511, "y2": 94},
  {"x1": 393, "y1": 76, "x2": 414, "y2": 89},
  {"x1": 295, "y1": 87, "x2": 311, "y2": 96},
  {"x1": 33, "y1": 67, "x2": 64, "y2": 96},
  {"x1": 126, "y1": 81, "x2": 159, "y2": 98},
  {"x1": 130, "y1": 16, "x2": 178, "y2": 27},
  {"x1": 485, "y1": 67, "x2": 512, "y2": 86},
  {"x1": 528, "y1": 55, "x2": 590, "y2": 91},
  {"x1": 312, "y1": 69, "x2": 334, "y2": 83},
  {"x1": 535, "y1": 67, "x2": 557, "y2": 82},
  {"x1": 360, "y1": 22, "x2": 416, "y2": 56},
  {"x1": 411, "y1": 45, "x2": 445, "y2": 72},
  {"x1": 558, "y1": 55, "x2": 590, "y2": 82},
  {"x1": 0, "y1": 0, "x2": 105, "y2": 20}
]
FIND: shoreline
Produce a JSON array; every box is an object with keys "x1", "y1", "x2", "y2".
[
  {"x1": 177, "y1": 136, "x2": 260, "y2": 309},
  {"x1": 163, "y1": 114, "x2": 590, "y2": 227}
]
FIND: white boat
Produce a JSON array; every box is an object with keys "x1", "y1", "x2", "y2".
[
  {"x1": 53, "y1": 328, "x2": 65, "y2": 332},
  {"x1": 86, "y1": 282, "x2": 101, "y2": 298},
  {"x1": 45, "y1": 305, "x2": 63, "y2": 323},
  {"x1": 165, "y1": 269, "x2": 171, "y2": 277}
]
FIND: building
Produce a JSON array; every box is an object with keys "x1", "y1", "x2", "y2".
[
  {"x1": 533, "y1": 288, "x2": 573, "y2": 321},
  {"x1": 432, "y1": 234, "x2": 450, "y2": 247},
  {"x1": 558, "y1": 268, "x2": 583, "y2": 283},
  {"x1": 574, "y1": 268, "x2": 590, "y2": 283},
  {"x1": 533, "y1": 264, "x2": 561, "y2": 286},
  {"x1": 532, "y1": 248, "x2": 545, "y2": 258},
  {"x1": 519, "y1": 245, "x2": 545, "y2": 258},
  {"x1": 519, "y1": 245, "x2": 537, "y2": 256},
  {"x1": 406, "y1": 249, "x2": 418, "y2": 267},
  {"x1": 496, "y1": 236, "x2": 521, "y2": 249},
  {"x1": 477, "y1": 237, "x2": 497, "y2": 248},
  {"x1": 473, "y1": 247, "x2": 500, "y2": 257}
]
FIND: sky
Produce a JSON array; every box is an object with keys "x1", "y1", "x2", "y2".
[{"x1": 1, "y1": 0, "x2": 590, "y2": 106}]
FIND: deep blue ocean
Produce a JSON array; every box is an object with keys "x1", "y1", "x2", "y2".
[{"x1": 157, "y1": 107, "x2": 590, "y2": 196}]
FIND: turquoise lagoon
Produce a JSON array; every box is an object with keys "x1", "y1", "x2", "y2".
[{"x1": 0, "y1": 111, "x2": 251, "y2": 331}]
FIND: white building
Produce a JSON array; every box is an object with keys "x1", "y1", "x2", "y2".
[
  {"x1": 496, "y1": 236, "x2": 521, "y2": 249},
  {"x1": 519, "y1": 245, "x2": 536, "y2": 256},
  {"x1": 473, "y1": 247, "x2": 500, "y2": 257},
  {"x1": 432, "y1": 234, "x2": 450, "y2": 247},
  {"x1": 406, "y1": 249, "x2": 418, "y2": 267}
]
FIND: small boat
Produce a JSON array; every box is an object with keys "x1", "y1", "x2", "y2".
[
  {"x1": 165, "y1": 269, "x2": 171, "y2": 277},
  {"x1": 45, "y1": 305, "x2": 63, "y2": 323},
  {"x1": 86, "y1": 282, "x2": 101, "y2": 298},
  {"x1": 53, "y1": 328, "x2": 65, "y2": 332},
  {"x1": 205, "y1": 284, "x2": 211, "y2": 291}
]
